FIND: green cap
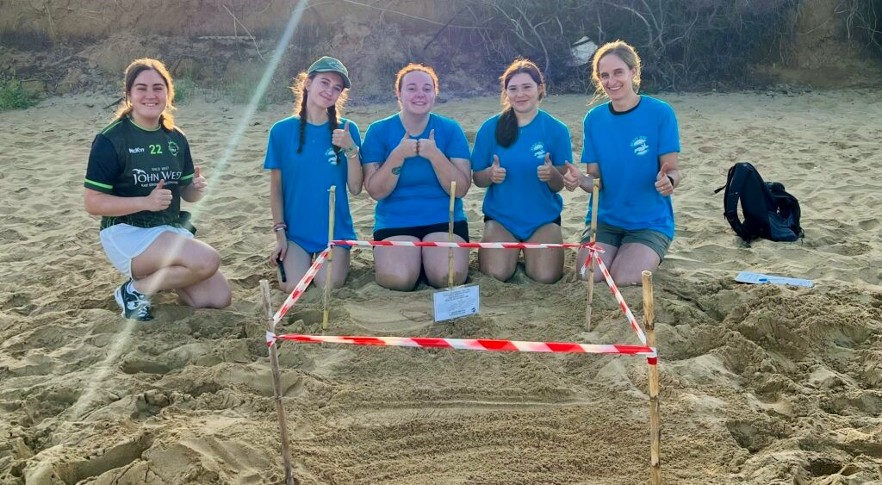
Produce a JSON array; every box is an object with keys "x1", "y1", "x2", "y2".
[{"x1": 307, "y1": 56, "x2": 351, "y2": 89}]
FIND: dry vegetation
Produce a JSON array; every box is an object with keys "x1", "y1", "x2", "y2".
[{"x1": 0, "y1": 0, "x2": 880, "y2": 103}]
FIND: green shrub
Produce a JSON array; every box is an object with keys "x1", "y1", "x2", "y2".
[
  {"x1": 174, "y1": 77, "x2": 198, "y2": 104},
  {"x1": 0, "y1": 78, "x2": 39, "y2": 111}
]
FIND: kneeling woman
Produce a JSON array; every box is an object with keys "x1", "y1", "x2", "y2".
[
  {"x1": 84, "y1": 58, "x2": 231, "y2": 321},
  {"x1": 361, "y1": 63, "x2": 472, "y2": 291},
  {"x1": 564, "y1": 41, "x2": 682, "y2": 285},
  {"x1": 471, "y1": 59, "x2": 572, "y2": 283},
  {"x1": 265, "y1": 56, "x2": 363, "y2": 292}
]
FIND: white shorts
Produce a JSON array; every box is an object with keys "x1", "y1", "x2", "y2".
[{"x1": 99, "y1": 224, "x2": 194, "y2": 278}]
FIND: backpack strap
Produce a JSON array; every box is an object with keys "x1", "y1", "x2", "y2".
[{"x1": 722, "y1": 163, "x2": 753, "y2": 241}]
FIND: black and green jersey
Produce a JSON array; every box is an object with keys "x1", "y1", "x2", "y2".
[{"x1": 84, "y1": 117, "x2": 194, "y2": 229}]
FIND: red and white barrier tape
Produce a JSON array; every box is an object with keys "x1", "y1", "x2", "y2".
[
  {"x1": 272, "y1": 247, "x2": 331, "y2": 327},
  {"x1": 333, "y1": 239, "x2": 597, "y2": 250},
  {"x1": 592, "y1": 254, "x2": 647, "y2": 345},
  {"x1": 267, "y1": 333, "x2": 656, "y2": 359},
  {"x1": 271, "y1": 241, "x2": 647, "y2": 356}
]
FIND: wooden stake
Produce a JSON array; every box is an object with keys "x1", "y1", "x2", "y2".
[
  {"x1": 585, "y1": 178, "x2": 600, "y2": 329},
  {"x1": 261, "y1": 280, "x2": 294, "y2": 485},
  {"x1": 447, "y1": 181, "x2": 457, "y2": 288},
  {"x1": 322, "y1": 186, "x2": 336, "y2": 330},
  {"x1": 642, "y1": 270, "x2": 661, "y2": 485}
]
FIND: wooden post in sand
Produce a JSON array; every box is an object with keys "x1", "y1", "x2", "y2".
[
  {"x1": 585, "y1": 179, "x2": 601, "y2": 329},
  {"x1": 447, "y1": 181, "x2": 457, "y2": 288},
  {"x1": 322, "y1": 186, "x2": 336, "y2": 330},
  {"x1": 642, "y1": 270, "x2": 661, "y2": 485},
  {"x1": 261, "y1": 280, "x2": 294, "y2": 485}
]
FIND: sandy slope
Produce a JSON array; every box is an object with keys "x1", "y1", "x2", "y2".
[{"x1": 1, "y1": 89, "x2": 881, "y2": 484}]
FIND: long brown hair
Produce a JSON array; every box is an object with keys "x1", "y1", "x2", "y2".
[
  {"x1": 291, "y1": 71, "x2": 349, "y2": 155},
  {"x1": 496, "y1": 58, "x2": 545, "y2": 148},
  {"x1": 114, "y1": 58, "x2": 176, "y2": 130}
]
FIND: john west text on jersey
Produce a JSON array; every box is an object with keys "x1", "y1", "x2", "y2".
[{"x1": 131, "y1": 168, "x2": 183, "y2": 184}]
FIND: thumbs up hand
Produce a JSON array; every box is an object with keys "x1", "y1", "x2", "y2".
[
  {"x1": 394, "y1": 131, "x2": 419, "y2": 160},
  {"x1": 146, "y1": 179, "x2": 172, "y2": 211},
  {"x1": 488, "y1": 154, "x2": 506, "y2": 184},
  {"x1": 416, "y1": 129, "x2": 439, "y2": 159},
  {"x1": 655, "y1": 161, "x2": 674, "y2": 196},
  {"x1": 332, "y1": 120, "x2": 355, "y2": 151},
  {"x1": 191, "y1": 166, "x2": 207, "y2": 194},
  {"x1": 563, "y1": 162, "x2": 583, "y2": 192},
  {"x1": 537, "y1": 153, "x2": 555, "y2": 182}
]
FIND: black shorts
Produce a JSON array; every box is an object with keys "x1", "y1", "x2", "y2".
[{"x1": 374, "y1": 220, "x2": 470, "y2": 242}]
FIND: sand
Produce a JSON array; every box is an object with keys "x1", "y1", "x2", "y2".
[{"x1": 1, "y1": 89, "x2": 881, "y2": 484}]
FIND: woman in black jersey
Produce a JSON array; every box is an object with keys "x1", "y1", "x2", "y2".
[{"x1": 84, "y1": 58, "x2": 231, "y2": 321}]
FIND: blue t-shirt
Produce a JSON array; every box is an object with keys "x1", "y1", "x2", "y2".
[
  {"x1": 361, "y1": 113, "x2": 471, "y2": 231},
  {"x1": 263, "y1": 116, "x2": 361, "y2": 253},
  {"x1": 581, "y1": 96, "x2": 680, "y2": 238},
  {"x1": 471, "y1": 110, "x2": 573, "y2": 240}
]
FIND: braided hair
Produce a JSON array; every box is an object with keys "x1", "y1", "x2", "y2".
[{"x1": 292, "y1": 72, "x2": 349, "y2": 158}]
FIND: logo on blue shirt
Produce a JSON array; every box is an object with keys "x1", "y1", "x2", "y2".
[
  {"x1": 325, "y1": 147, "x2": 338, "y2": 165},
  {"x1": 631, "y1": 136, "x2": 649, "y2": 156},
  {"x1": 531, "y1": 142, "x2": 547, "y2": 159}
]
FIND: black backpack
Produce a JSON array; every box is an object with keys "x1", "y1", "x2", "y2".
[{"x1": 714, "y1": 162, "x2": 804, "y2": 242}]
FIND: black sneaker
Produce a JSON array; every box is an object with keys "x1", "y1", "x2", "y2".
[{"x1": 114, "y1": 280, "x2": 154, "y2": 321}]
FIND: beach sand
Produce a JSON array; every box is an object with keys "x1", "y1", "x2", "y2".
[{"x1": 1, "y1": 89, "x2": 881, "y2": 484}]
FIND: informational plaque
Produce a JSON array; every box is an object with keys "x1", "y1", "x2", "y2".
[{"x1": 432, "y1": 285, "x2": 480, "y2": 322}]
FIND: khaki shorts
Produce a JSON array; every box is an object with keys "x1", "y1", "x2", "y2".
[{"x1": 580, "y1": 222, "x2": 672, "y2": 260}]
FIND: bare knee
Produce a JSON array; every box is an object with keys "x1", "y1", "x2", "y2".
[
  {"x1": 483, "y1": 265, "x2": 514, "y2": 282},
  {"x1": 426, "y1": 268, "x2": 467, "y2": 288},
  {"x1": 574, "y1": 268, "x2": 599, "y2": 282},
  {"x1": 315, "y1": 270, "x2": 348, "y2": 290},
  {"x1": 192, "y1": 248, "x2": 221, "y2": 280},
  {"x1": 529, "y1": 268, "x2": 561, "y2": 284},
  {"x1": 610, "y1": 269, "x2": 642, "y2": 286},
  {"x1": 331, "y1": 266, "x2": 349, "y2": 288},
  {"x1": 377, "y1": 272, "x2": 418, "y2": 292},
  {"x1": 280, "y1": 280, "x2": 297, "y2": 294},
  {"x1": 206, "y1": 289, "x2": 232, "y2": 309},
  {"x1": 479, "y1": 255, "x2": 516, "y2": 282},
  {"x1": 186, "y1": 285, "x2": 231, "y2": 309}
]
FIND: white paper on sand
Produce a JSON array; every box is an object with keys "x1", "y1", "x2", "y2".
[
  {"x1": 433, "y1": 284, "x2": 480, "y2": 322},
  {"x1": 735, "y1": 271, "x2": 814, "y2": 288}
]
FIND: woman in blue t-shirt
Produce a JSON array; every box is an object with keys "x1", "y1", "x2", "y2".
[
  {"x1": 361, "y1": 63, "x2": 472, "y2": 291},
  {"x1": 564, "y1": 41, "x2": 683, "y2": 285},
  {"x1": 265, "y1": 57, "x2": 363, "y2": 293},
  {"x1": 471, "y1": 59, "x2": 572, "y2": 283}
]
